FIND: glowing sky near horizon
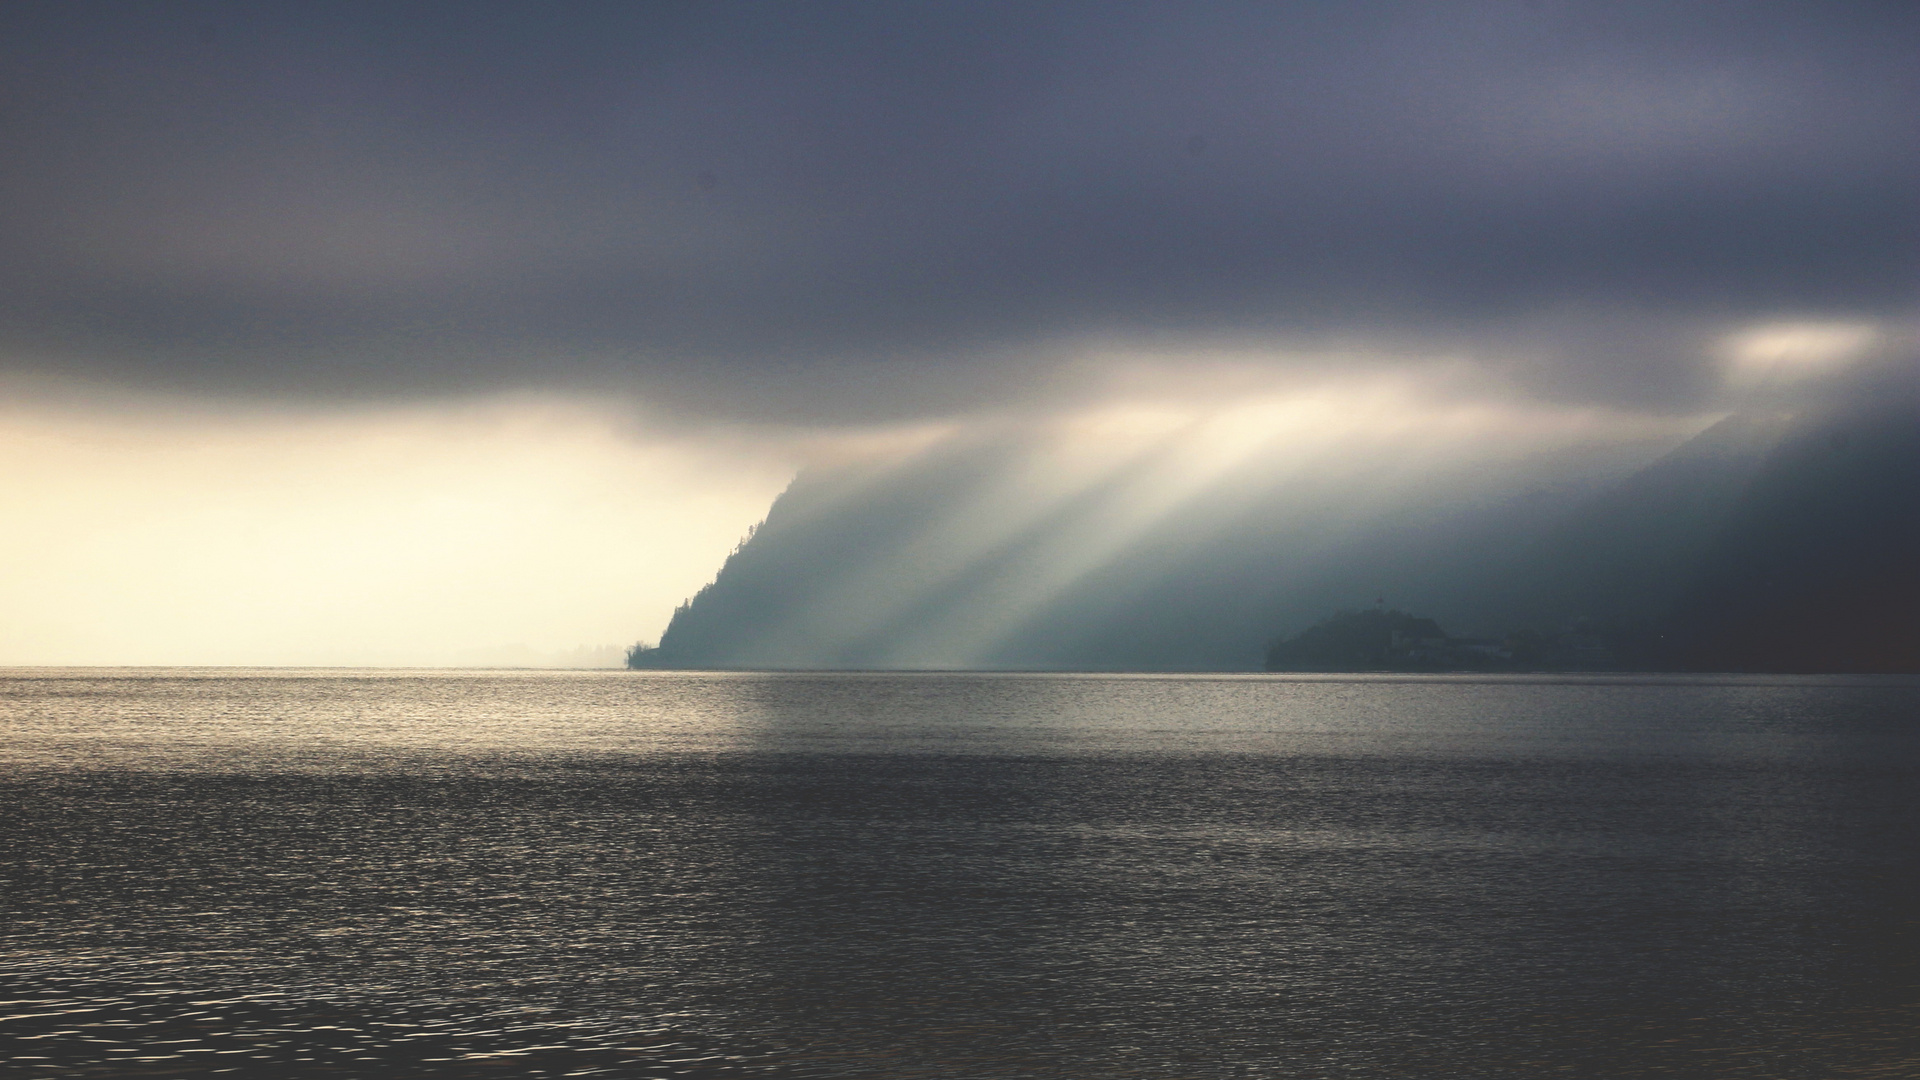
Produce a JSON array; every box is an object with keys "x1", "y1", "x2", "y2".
[{"x1": 0, "y1": 395, "x2": 793, "y2": 666}]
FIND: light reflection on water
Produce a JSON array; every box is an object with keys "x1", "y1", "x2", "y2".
[{"x1": 2, "y1": 670, "x2": 1917, "y2": 1077}]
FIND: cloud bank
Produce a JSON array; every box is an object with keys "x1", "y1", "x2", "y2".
[{"x1": 1, "y1": 0, "x2": 1912, "y2": 422}]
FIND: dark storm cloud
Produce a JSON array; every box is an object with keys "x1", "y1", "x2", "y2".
[{"x1": 0, "y1": 0, "x2": 1913, "y2": 419}]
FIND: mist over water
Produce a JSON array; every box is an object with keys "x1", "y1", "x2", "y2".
[{"x1": 4, "y1": 670, "x2": 1917, "y2": 1077}]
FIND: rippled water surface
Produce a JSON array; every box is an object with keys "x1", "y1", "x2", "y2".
[{"x1": 3, "y1": 670, "x2": 1917, "y2": 1077}]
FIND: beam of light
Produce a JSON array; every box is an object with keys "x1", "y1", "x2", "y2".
[
  {"x1": 716, "y1": 413, "x2": 1191, "y2": 668},
  {"x1": 763, "y1": 372, "x2": 1445, "y2": 666},
  {"x1": 712, "y1": 361, "x2": 1712, "y2": 669},
  {"x1": 933, "y1": 381, "x2": 1708, "y2": 667},
  {"x1": 0, "y1": 390, "x2": 795, "y2": 666}
]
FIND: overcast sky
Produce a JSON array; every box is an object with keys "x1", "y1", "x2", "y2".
[
  {"x1": 4, "y1": 0, "x2": 1914, "y2": 416},
  {"x1": 2, "y1": 1, "x2": 1913, "y2": 663}
]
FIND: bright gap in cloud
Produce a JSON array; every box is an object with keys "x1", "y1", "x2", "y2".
[{"x1": 1720, "y1": 320, "x2": 1880, "y2": 386}]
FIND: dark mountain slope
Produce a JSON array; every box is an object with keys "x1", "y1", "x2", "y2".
[
  {"x1": 1480, "y1": 409, "x2": 1795, "y2": 631},
  {"x1": 1661, "y1": 395, "x2": 1920, "y2": 672}
]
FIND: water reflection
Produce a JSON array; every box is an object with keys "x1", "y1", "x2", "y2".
[{"x1": 1, "y1": 671, "x2": 1916, "y2": 1076}]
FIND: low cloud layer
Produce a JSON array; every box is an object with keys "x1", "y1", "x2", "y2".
[{"x1": 2, "y1": 1, "x2": 1913, "y2": 422}]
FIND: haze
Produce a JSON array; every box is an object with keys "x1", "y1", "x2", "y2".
[{"x1": 1, "y1": 1, "x2": 1912, "y2": 666}]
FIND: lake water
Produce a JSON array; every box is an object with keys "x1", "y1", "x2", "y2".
[{"x1": 3, "y1": 670, "x2": 1917, "y2": 1077}]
